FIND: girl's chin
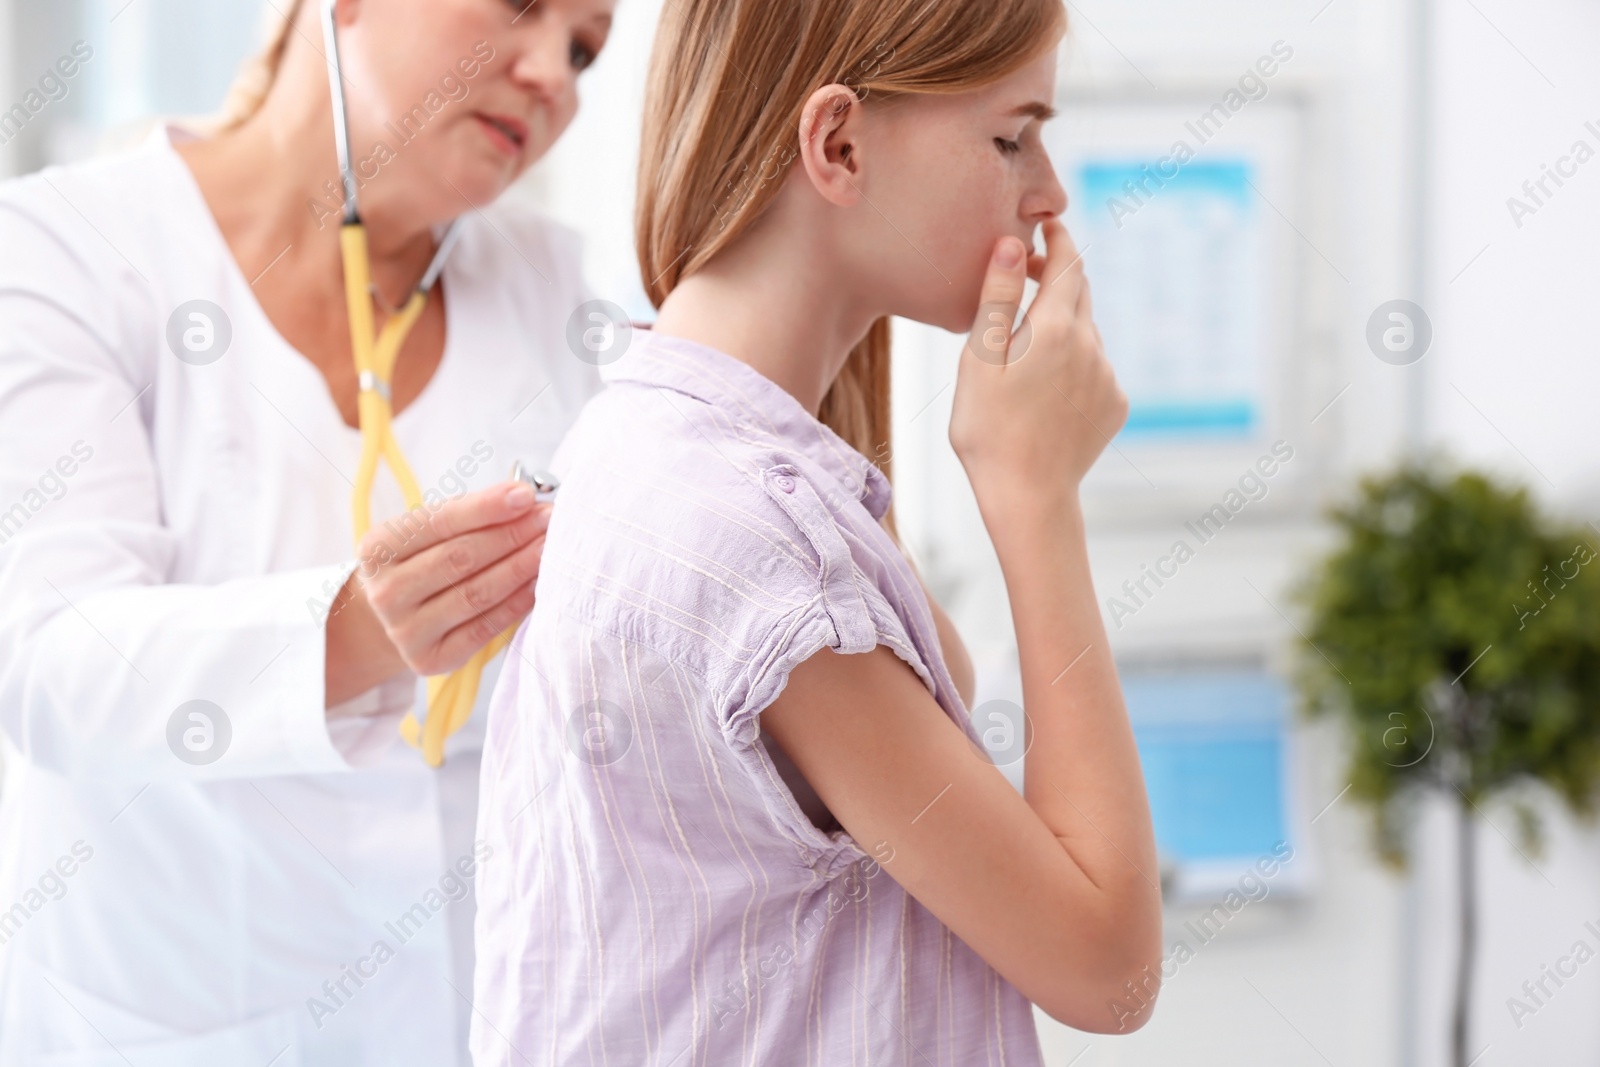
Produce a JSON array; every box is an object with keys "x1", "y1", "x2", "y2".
[{"x1": 902, "y1": 306, "x2": 979, "y2": 336}]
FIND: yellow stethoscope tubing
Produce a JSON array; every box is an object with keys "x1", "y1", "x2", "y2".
[{"x1": 323, "y1": 0, "x2": 514, "y2": 767}]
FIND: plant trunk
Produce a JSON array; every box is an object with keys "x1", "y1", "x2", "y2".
[{"x1": 1451, "y1": 793, "x2": 1477, "y2": 1067}]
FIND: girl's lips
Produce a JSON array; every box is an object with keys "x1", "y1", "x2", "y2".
[{"x1": 474, "y1": 113, "x2": 527, "y2": 155}]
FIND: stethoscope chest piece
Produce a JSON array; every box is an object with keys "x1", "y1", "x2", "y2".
[{"x1": 510, "y1": 461, "x2": 561, "y2": 503}]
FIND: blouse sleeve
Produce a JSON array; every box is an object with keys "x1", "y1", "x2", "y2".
[
  {"x1": 717, "y1": 463, "x2": 939, "y2": 772},
  {"x1": 682, "y1": 462, "x2": 939, "y2": 873}
]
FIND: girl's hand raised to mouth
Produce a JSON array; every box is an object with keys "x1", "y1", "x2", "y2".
[{"x1": 949, "y1": 217, "x2": 1128, "y2": 511}]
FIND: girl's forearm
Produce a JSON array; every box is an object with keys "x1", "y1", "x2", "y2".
[{"x1": 983, "y1": 488, "x2": 1160, "y2": 913}]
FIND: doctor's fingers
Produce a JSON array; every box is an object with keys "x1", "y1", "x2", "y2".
[
  {"x1": 389, "y1": 533, "x2": 546, "y2": 671},
  {"x1": 414, "y1": 580, "x2": 540, "y2": 678},
  {"x1": 356, "y1": 481, "x2": 546, "y2": 567},
  {"x1": 406, "y1": 550, "x2": 544, "y2": 675},
  {"x1": 362, "y1": 503, "x2": 548, "y2": 611}
]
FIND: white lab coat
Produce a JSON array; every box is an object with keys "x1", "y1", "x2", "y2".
[{"x1": 0, "y1": 125, "x2": 602, "y2": 1065}]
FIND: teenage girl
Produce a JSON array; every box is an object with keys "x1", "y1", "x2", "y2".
[{"x1": 470, "y1": 0, "x2": 1162, "y2": 1061}]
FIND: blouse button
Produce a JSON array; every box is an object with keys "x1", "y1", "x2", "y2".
[{"x1": 775, "y1": 474, "x2": 796, "y2": 493}]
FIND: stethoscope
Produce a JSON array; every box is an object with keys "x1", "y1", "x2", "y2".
[{"x1": 320, "y1": 0, "x2": 557, "y2": 765}]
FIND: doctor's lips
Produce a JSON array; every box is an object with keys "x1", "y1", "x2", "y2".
[{"x1": 474, "y1": 112, "x2": 529, "y2": 154}]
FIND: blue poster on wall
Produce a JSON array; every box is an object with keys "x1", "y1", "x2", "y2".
[
  {"x1": 1075, "y1": 159, "x2": 1265, "y2": 440},
  {"x1": 1122, "y1": 668, "x2": 1289, "y2": 872}
]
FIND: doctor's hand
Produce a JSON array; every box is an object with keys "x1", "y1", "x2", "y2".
[{"x1": 324, "y1": 482, "x2": 550, "y2": 710}]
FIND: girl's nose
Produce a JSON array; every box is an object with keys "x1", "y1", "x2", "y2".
[{"x1": 1032, "y1": 163, "x2": 1069, "y2": 221}]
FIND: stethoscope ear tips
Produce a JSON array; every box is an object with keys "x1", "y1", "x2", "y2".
[{"x1": 510, "y1": 460, "x2": 561, "y2": 502}]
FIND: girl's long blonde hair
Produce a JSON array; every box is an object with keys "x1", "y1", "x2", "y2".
[{"x1": 636, "y1": 0, "x2": 1067, "y2": 540}]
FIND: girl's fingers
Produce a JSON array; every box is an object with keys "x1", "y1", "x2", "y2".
[
  {"x1": 1032, "y1": 218, "x2": 1086, "y2": 319},
  {"x1": 1026, "y1": 252, "x2": 1047, "y2": 283},
  {"x1": 963, "y1": 236, "x2": 1030, "y2": 366}
]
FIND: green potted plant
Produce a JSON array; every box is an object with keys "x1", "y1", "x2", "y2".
[{"x1": 1294, "y1": 465, "x2": 1600, "y2": 1067}]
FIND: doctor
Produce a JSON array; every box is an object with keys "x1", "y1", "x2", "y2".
[{"x1": 0, "y1": 0, "x2": 615, "y2": 1063}]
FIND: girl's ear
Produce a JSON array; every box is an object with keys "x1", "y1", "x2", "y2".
[{"x1": 796, "y1": 84, "x2": 864, "y2": 208}]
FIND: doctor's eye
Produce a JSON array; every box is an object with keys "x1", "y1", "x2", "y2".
[{"x1": 570, "y1": 37, "x2": 600, "y2": 71}]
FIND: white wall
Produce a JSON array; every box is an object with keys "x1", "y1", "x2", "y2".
[
  {"x1": 1415, "y1": 2, "x2": 1600, "y2": 1065},
  {"x1": 1428, "y1": 0, "x2": 1600, "y2": 501},
  {"x1": 0, "y1": 0, "x2": 13, "y2": 178}
]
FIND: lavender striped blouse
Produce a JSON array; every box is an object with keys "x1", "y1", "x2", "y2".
[{"x1": 470, "y1": 328, "x2": 1044, "y2": 1066}]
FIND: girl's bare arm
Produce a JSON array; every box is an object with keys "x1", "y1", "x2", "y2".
[{"x1": 762, "y1": 221, "x2": 1161, "y2": 1032}]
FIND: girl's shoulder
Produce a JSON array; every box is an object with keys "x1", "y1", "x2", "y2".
[
  {"x1": 536, "y1": 365, "x2": 934, "y2": 729},
  {"x1": 546, "y1": 375, "x2": 843, "y2": 612}
]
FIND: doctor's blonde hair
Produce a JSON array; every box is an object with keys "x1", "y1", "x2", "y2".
[
  {"x1": 636, "y1": 0, "x2": 1067, "y2": 542},
  {"x1": 213, "y1": 0, "x2": 307, "y2": 133}
]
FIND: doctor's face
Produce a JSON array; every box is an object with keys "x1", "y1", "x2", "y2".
[{"x1": 335, "y1": 0, "x2": 615, "y2": 212}]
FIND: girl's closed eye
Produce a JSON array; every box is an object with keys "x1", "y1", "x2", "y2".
[{"x1": 995, "y1": 136, "x2": 1023, "y2": 156}]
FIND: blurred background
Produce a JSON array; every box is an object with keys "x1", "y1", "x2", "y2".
[{"x1": 3, "y1": 0, "x2": 1597, "y2": 1064}]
